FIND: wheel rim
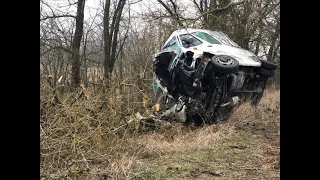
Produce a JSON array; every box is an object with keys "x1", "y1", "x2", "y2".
[{"x1": 216, "y1": 56, "x2": 234, "y2": 65}]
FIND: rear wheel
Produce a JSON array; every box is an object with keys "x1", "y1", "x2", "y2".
[
  {"x1": 251, "y1": 78, "x2": 267, "y2": 106},
  {"x1": 251, "y1": 91, "x2": 264, "y2": 106}
]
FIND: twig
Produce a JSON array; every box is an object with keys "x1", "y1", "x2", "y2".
[
  {"x1": 40, "y1": 124, "x2": 46, "y2": 136},
  {"x1": 81, "y1": 153, "x2": 90, "y2": 170}
]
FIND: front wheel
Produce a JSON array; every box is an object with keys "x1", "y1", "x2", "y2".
[{"x1": 210, "y1": 55, "x2": 239, "y2": 74}]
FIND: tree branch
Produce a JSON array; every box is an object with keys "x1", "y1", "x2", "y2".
[
  {"x1": 169, "y1": 0, "x2": 180, "y2": 22},
  {"x1": 157, "y1": 0, "x2": 183, "y2": 27},
  {"x1": 41, "y1": 46, "x2": 73, "y2": 56},
  {"x1": 192, "y1": 0, "x2": 202, "y2": 13},
  {"x1": 40, "y1": 15, "x2": 76, "y2": 21},
  {"x1": 187, "y1": 0, "x2": 246, "y2": 26}
]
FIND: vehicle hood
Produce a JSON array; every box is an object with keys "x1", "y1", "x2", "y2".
[{"x1": 188, "y1": 44, "x2": 261, "y2": 67}]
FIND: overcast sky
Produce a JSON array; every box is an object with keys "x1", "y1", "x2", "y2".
[
  {"x1": 41, "y1": 0, "x2": 198, "y2": 36},
  {"x1": 42, "y1": 0, "x2": 197, "y2": 21}
]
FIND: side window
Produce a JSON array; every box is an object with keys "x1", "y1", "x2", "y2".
[
  {"x1": 161, "y1": 36, "x2": 181, "y2": 71},
  {"x1": 162, "y1": 36, "x2": 177, "y2": 50},
  {"x1": 191, "y1": 32, "x2": 221, "y2": 44},
  {"x1": 179, "y1": 34, "x2": 203, "y2": 48}
]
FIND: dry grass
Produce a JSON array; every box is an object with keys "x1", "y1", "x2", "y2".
[
  {"x1": 131, "y1": 89, "x2": 280, "y2": 180},
  {"x1": 40, "y1": 79, "x2": 280, "y2": 180},
  {"x1": 40, "y1": 77, "x2": 151, "y2": 179}
]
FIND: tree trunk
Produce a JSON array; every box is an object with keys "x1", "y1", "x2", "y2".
[
  {"x1": 254, "y1": 28, "x2": 262, "y2": 55},
  {"x1": 267, "y1": 20, "x2": 280, "y2": 62},
  {"x1": 71, "y1": 0, "x2": 86, "y2": 88},
  {"x1": 103, "y1": 0, "x2": 127, "y2": 81},
  {"x1": 271, "y1": 40, "x2": 280, "y2": 63},
  {"x1": 82, "y1": 35, "x2": 88, "y2": 87},
  {"x1": 103, "y1": 0, "x2": 111, "y2": 81}
]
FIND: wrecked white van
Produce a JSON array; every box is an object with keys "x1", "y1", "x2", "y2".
[{"x1": 152, "y1": 28, "x2": 277, "y2": 125}]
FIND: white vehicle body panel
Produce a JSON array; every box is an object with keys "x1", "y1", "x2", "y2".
[{"x1": 160, "y1": 28, "x2": 261, "y2": 67}]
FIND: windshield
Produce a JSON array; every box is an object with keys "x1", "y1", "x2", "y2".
[
  {"x1": 208, "y1": 31, "x2": 240, "y2": 48},
  {"x1": 191, "y1": 31, "x2": 221, "y2": 44},
  {"x1": 179, "y1": 34, "x2": 203, "y2": 48}
]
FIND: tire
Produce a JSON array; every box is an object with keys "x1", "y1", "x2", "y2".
[
  {"x1": 259, "y1": 60, "x2": 278, "y2": 70},
  {"x1": 251, "y1": 92, "x2": 263, "y2": 106},
  {"x1": 256, "y1": 68, "x2": 275, "y2": 77},
  {"x1": 211, "y1": 55, "x2": 239, "y2": 74},
  {"x1": 219, "y1": 106, "x2": 235, "y2": 121},
  {"x1": 251, "y1": 77, "x2": 267, "y2": 106}
]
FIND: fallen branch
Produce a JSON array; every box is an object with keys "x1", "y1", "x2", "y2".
[{"x1": 113, "y1": 111, "x2": 171, "y2": 132}]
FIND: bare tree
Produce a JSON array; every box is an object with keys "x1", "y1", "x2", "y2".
[
  {"x1": 266, "y1": 10, "x2": 280, "y2": 62},
  {"x1": 103, "y1": 0, "x2": 127, "y2": 81},
  {"x1": 71, "y1": 0, "x2": 86, "y2": 88}
]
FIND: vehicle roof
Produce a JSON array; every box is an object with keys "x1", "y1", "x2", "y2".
[
  {"x1": 172, "y1": 28, "x2": 215, "y2": 35},
  {"x1": 163, "y1": 28, "x2": 222, "y2": 47},
  {"x1": 165, "y1": 28, "x2": 208, "y2": 44},
  {"x1": 163, "y1": 28, "x2": 241, "y2": 49}
]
